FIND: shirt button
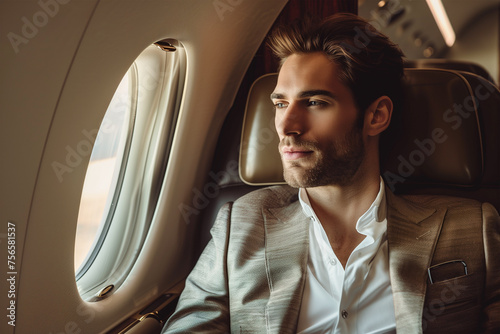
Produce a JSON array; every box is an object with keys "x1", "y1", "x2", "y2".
[
  {"x1": 341, "y1": 310, "x2": 348, "y2": 319},
  {"x1": 329, "y1": 258, "x2": 336, "y2": 266}
]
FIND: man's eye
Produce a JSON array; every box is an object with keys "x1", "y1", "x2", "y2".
[
  {"x1": 274, "y1": 102, "x2": 287, "y2": 109},
  {"x1": 308, "y1": 100, "x2": 325, "y2": 107}
]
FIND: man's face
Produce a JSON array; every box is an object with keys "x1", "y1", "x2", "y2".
[{"x1": 271, "y1": 52, "x2": 365, "y2": 188}]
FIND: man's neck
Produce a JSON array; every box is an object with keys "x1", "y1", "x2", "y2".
[
  {"x1": 306, "y1": 171, "x2": 380, "y2": 221},
  {"x1": 304, "y1": 172, "x2": 381, "y2": 267}
]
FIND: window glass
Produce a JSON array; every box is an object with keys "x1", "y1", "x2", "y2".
[{"x1": 74, "y1": 71, "x2": 133, "y2": 272}]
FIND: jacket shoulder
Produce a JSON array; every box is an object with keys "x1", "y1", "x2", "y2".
[
  {"x1": 233, "y1": 185, "x2": 299, "y2": 209},
  {"x1": 400, "y1": 193, "x2": 483, "y2": 211},
  {"x1": 387, "y1": 191, "x2": 486, "y2": 226}
]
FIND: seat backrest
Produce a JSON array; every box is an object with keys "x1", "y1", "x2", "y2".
[
  {"x1": 405, "y1": 59, "x2": 496, "y2": 85},
  {"x1": 239, "y1": 68, "x2": 500, "y2": 208},
  {"x1": 198, "y1": 67, "x2": 500, "y2": 252}
]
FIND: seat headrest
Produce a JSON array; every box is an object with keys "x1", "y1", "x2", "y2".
[
  {"x1": 239, "y1": 73, "x2": 285, "y2": 185},
  {"x1": 239, "y1": 68, "x2": 498, "y2": 191}
]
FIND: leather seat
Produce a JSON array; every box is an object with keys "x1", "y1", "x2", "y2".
[
  {"x1": 199, "y1": 68, "x2": 500, "y2": 250},
  {"x1": 405, "y1": 59, "x2": 496, "y2": 85}
]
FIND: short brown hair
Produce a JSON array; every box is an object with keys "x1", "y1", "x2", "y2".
[{"x1": 267, "y1": 13, "x2": 404, "y2": 116}]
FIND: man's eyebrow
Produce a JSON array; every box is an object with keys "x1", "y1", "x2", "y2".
[
  {"x1": 270, "y1": 90, "x2": 336, "y2": 100},
  {"x1": 270, "y1": 92, "x2": 284, "y2": 100},
  {"x1": 298, "y1": 90, "x2": 336, "y2": 99}
]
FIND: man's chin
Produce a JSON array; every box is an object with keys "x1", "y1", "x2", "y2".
[
  {"x1": 283, "y1": 169, "x2": 309, "y2": 188},
  {"x1": 283, "y1": 166, "x2": 358, "y2": 189}
]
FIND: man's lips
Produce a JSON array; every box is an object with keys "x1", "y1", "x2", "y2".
[{"x1": 281, "y1": 147, "x2": 314, "y2": 161}]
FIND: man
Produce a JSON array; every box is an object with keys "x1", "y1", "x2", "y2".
[{"x1": 164, "y1": 13, "x2": 500, "y2": 333}]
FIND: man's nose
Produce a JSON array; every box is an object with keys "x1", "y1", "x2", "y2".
[{"x1": 276, "y1": 103, "x2": 304, "y2": 137}]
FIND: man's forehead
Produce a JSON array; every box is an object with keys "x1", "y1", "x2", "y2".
[
  {"x1": 279, "y1": 53, "x2": 332, "y2": 74},
  {"x1": 272, "y1": 54, "x2": 345, "y2": 100},
  {"x1": 277, "y1": 53, "x2": 340, "y2": 82}
]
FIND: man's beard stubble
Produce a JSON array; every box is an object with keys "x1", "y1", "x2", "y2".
[{"x1": 280, "y1": 126, "x2": 365, "y2": 188}]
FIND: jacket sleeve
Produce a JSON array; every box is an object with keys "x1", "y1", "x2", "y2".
[
  {"x1": 482, "y1": 202, "x2": 500, "y2": 333},
  {"x1": 162, "y1": 202, "x2": 232, "y2": 334}
]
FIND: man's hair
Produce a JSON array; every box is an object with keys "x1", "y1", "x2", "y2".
[{"x1": 267, "y1": 13, "x2": 405, "y2": 118}]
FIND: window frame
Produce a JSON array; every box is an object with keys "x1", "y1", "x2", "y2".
[{"x1": 75, "y1": 41, "x2": 186, "y2": 298}]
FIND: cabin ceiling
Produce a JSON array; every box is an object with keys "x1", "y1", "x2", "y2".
[{"x1": 359, "y1": 0, "x2": 500, "y2": 59}]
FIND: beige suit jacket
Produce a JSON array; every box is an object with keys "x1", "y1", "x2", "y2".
[{"x1": 164, "y1": 186, "x2": 500, "y2": 333}]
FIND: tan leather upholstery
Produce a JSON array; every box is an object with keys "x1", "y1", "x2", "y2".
[
  {"x1": 239, "y1": 74, "x2": 284, "y2": 185},
  {"x1": 405, "y1": 59, "x2": 496, "y2": 85},
  {"x1": 239, "y1": 68, "x2": 500, "y2": 208},
  {"x1": 383, "y1": 69, "x2": 483, "y2": 187}
]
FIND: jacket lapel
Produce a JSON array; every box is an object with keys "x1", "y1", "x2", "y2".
[
  {"x1": 386, "y1": 189, "x2": 446, "y2": 334},
  {"x1": 264, "y1": 200, "x2": 309, "y2": 334}
]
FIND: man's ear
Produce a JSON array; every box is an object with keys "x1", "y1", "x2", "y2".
[{"x1": 364, "y1": 96, "x2": 393, "y2": 136}]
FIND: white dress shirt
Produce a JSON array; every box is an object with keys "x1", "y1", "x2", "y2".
[{"x1": 296, "y1": 179, "x2": 396, "y2": 334}]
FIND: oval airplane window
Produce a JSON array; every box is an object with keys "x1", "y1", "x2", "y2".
[
  {"x1": 74, "y1": 68, "x2": 136, "y2": 273},
  {"x1": 75, "y1": 41, "x2": 186, "y2": 297}
]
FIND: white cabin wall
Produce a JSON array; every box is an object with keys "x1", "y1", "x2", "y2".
[
  {"x1": 0, "y1": 2, "x2": 100, "y2": 333},
  {"x1": 1, "y1": 0, "x2": 288, "y2": 333}
]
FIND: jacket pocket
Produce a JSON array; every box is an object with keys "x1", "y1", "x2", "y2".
[{"x1": 422, "y1": 273, "x2": 482, "y2": 333}]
